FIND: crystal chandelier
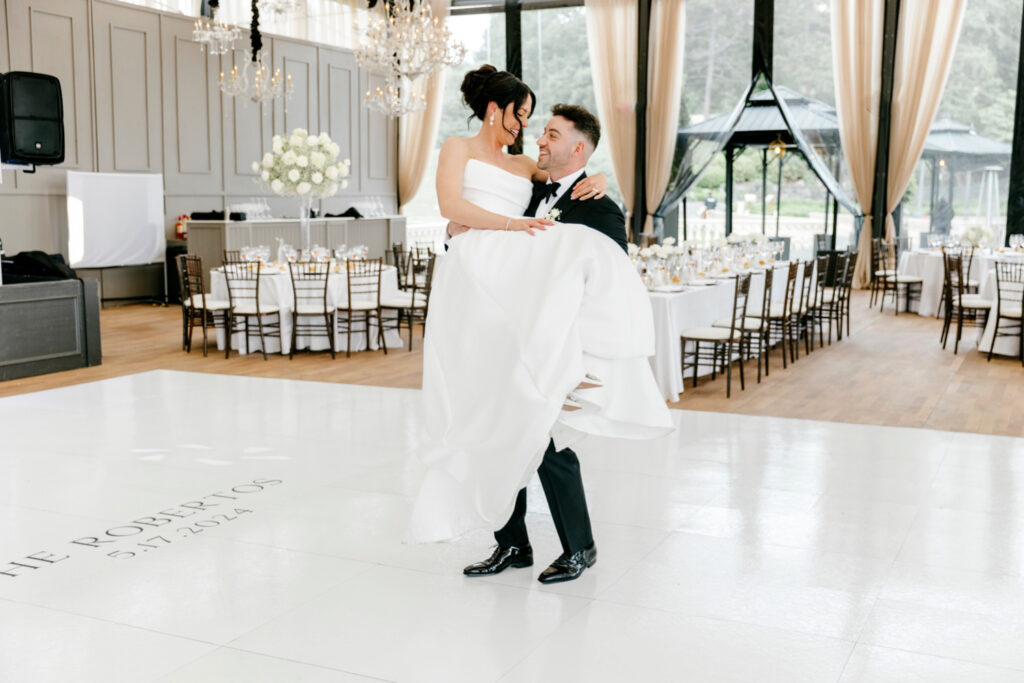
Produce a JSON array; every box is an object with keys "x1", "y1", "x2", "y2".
[
  {"x1": 257, "y1": 0, "x2": 299, "y2": 16},
  {"x1": 219, "y1": 0, "x2": 294, "y2": 108},
  {"x1": 356, "y1": 1, "x2": 466, "y2": 117},
  {"x1": 192, "y1": 0, "x2": 242, "y2": 56},
  {"x1": 220, "y1": 50, "x2": 293, "y2": 106},
  {"x1": 365, "y1": 74, "x2": 427, "y2": 117}
]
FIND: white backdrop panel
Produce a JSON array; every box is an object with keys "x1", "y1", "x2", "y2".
[{"x1": 66, "y1": 172, "x2": 165, "y2": 267}]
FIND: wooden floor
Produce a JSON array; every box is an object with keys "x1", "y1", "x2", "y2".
[{"x1": 2, "y1": 291, "x2": 1022, "y2": 437}]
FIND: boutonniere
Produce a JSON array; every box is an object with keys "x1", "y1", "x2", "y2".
[{"x1": 545, "y1": 208, "x2": 562, "y2": 221}]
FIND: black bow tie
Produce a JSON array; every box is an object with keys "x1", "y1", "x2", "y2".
[{"x1": 532, "y1": 181, "x2": 560, "y2": 202}]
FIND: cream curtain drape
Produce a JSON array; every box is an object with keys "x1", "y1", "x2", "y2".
[
  {"x1": 832, "y1": 0, "x2": 883, "y2": 289},
  {"x1": 585, "y1": 0, "x2": 638, "y2": 235},
  {"x1": 833, "y1": 0, "x2": 966, "y2": 288},
  {"x1": 398, "y1": 0, "x2": 452, "y2": 212},
  {"x1": 642, "y1": 0, "x2": 685, "y2": 236},
  {"x1": 885, "y1": 0, "x2": 967, "y2": 239}
]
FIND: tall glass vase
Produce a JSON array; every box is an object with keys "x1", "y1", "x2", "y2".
[{"x1": 298, "y1": 195, "x2": 312, "y2": 253}]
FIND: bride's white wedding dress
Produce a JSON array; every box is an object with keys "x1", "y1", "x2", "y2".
[{"x1": 407, "y1": 159, "x2": 672, "y2": 542}]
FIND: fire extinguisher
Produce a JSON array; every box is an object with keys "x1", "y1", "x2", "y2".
[{"x1": 175, "y1": 214, "x2": 189, "y2": 240}]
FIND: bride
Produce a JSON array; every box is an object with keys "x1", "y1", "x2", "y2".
[{"x1": 407, "y1": 65, "x2": 672, "y2": 545}]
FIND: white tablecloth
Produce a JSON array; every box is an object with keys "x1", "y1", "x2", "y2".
[
  {"x1": 976, "y1": 252, "x2": 1024, "y2": 288},
  {"x1": 209, "y1": 264, "x2": 403, "y2": 354},
  {"x1": 649, "y1": 264, "x2": 805, "y2": 401},
  {"x1": 977, "y1": 270, "x2": 1023, "y2": 358},
  {"x1": 897, "y1": 251, "x2": 945, "y2": 316}
]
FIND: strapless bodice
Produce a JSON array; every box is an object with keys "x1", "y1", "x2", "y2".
[{"x1": 461, "y1": 158, "x2": 533, "y2": 218}]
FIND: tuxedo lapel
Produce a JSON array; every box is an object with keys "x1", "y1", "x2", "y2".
[{"x1": 547, "y1": 171, "x2": 586, "y2": 219}]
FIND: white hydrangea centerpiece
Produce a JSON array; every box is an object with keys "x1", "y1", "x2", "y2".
[
  {"x1": 726, "y1": 233, "x2": 769, "y2": 245},
  {"x1": 252, "y1": 129, "x2": 351, "y2": 251},
  {"x1": 253, "y1": 128, "x2": 351, "y2": 199},
  {"x1": 961, "y1": 224, "x2": 994, "y2": 247}
]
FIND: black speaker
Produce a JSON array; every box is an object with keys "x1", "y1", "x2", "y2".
[{"x1": 0, "y1": 71, "x2": 64, "y2": 165}]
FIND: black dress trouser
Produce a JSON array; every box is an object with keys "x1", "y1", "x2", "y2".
[{"x1": 493, "y1": 438, "x2": 594, "y2": 555}]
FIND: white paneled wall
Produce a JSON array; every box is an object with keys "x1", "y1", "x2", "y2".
[{"x1": 0, "y1": 0, "x2": 398, "y2": 256}]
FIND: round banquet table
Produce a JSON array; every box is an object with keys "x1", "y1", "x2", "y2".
[
  {"x1": 209, "y1": 263, "x2": 404, "y2": 355},
  {"x1": 977, "y1": 268, "x2": 1023, "y2": 358},
  {"x1": 898, "y1": 249, "x2": 1024, "y2": 318}
]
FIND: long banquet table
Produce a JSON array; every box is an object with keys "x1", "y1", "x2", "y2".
[
  {"x1": 209, "y1": 263, "x2": 404, "y2": 355},
  {"x1": 649, "y1": 263, "x2": 807, "y2": 402}
]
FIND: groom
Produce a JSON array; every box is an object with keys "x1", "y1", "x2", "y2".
[{"x1": 456, "y1": 104, "x2": 627, "y2": 583}]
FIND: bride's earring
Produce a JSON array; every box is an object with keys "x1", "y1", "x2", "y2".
[{"x1": 489, "y1": 112, "x2": 495, "y2": 126}]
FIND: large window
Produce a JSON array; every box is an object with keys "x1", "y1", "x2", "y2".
[
  {"x1": 768, "y1": 0, "x2": 845, "y2": 259},
  {"x1": 402, "y1": 12, "x2": 506, "y2": 224},
  {"x1": 675, "y1": 0, "x2": 755, "y2": 243},
  {"x1": 404, "y1": 6, "x2": 616, "y2": 223},
  {"x1": 902, "y1": 0, "x2": 1019, "y2": 248},
  {"x1": 520, "y1": 6, "x2": 620, "y2": 205}
]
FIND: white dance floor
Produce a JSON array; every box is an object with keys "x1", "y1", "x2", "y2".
[{"x1": 3, "y1": 371, "x2": 1024, "y2": 682}]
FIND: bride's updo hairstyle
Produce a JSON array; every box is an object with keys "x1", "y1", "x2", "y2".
[{"x1": 460, "y1": 64, "x2": 535, "y2": 144}]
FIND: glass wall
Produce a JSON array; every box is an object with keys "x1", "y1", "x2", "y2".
[
  {"x1": 904, "y1": 0, "x2": 1020, "y2": 248},
  {"x1": 401, "y1": 12, "x2": 506, "y2": 226},
  {"x1": 519, "y1": 6, "x2": 620, "y2": 205},
  {"x1": 768, "y1": 0, "x2": 847, "y2": 259},
  {"x1": 675, "y1": 0, "x2": 755, "y2": 245},
  {"x1": 403, "y1": 7, "x2": 619, "y2": 223}
]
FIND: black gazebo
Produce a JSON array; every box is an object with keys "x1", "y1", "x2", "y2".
[
  {"x1": 662, "y1": 81, "x2": 860, "y2": 248},
  {"x1": 919, "y1": 118, "x2": 1012, "y2": 232},
  {"x1": 663, "y1": 83, "x2": 1013, "y2": 245}
]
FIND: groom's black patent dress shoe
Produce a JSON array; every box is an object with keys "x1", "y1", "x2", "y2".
[
  {"x1": 463, "y1": 544, "x2": 534, "y2": 576},
  {"x1": 537, "y1": 543, "x2": 597, "y2": 584}
]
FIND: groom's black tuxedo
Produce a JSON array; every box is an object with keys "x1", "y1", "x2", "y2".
[
  {"x1": 525, "y1": 171, "x2": 629, "y2": 254},
  {"x1": 495, "y1": 168, "x2": 628, "y2": 558}
]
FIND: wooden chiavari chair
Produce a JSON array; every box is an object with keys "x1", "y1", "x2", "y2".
[
  {"x1": 881, "y1": 236, "x2": 922, "y2": 314},
  {"x1": 816, "y1": 251, "x2": 849, "y2": 345},
  {"x1": 391, "y1": 242, "x2": 412, "y2": 290},
  {"x1": 940, "y1": 252, "x2": 991, "y2": 355},
  {"x1": 681, "y1": 272, "x2": 751, "y2": 398},
  {"x1": 410, "y1": 244, "x2": 434, "y2": 289},
  {"x1": 759, "y1": 261, "x2": 800, "y2": 369},
  {"x1": 794, "y1": 259, "x2": 816, "y2": 358},
  {"x1": 380, "y1": 253, "x2": 435, "y2": 351},
  {"x1": 806, "y1": 254, "x2": 830, "y2": 350},
  {"x1": 337, "y1": 257, "x2": 384, "y2": 357},
  {"x1": 715, "y1": 266, "x2": 773, "y2": 383},
  {"x1": 288, "y1": 260, "x2": 335, "y2": 359},
  {"x1": 178, "y1": 254, "x2": 190, "y2": 350},
  {"x1": 839, "y1": 250, "x2": 856, "y2": 338},
  {"x1": 181, "y1": 254, "x2": 229, "y2": 357},
  {"x1": 869, "y1": 238, "x2": 891, "y2": 308},
  {"x1": 988, "y1": 261, "x2": 1024, "y2": 365},
  {"x1": 223, "y1": 258, "x2": 280, "y2": 360}
]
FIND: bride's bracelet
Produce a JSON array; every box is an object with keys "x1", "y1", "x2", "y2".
[{"x1": 505, "y1": 217, "x2": 511, "y2": 231}]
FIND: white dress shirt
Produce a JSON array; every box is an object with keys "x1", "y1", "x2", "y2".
[{"x1": 534, "y1": 168, "x2": 586, "y2": 218}]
